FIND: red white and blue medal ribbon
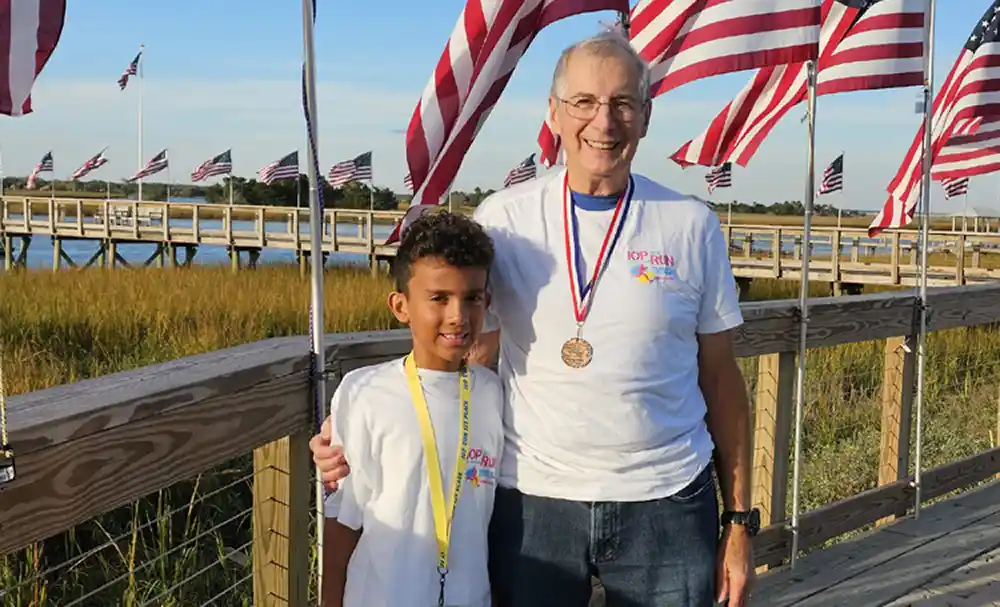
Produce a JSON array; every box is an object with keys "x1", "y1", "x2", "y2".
[{"x1": 562, "y1": 172, "x2": 635, "y2": 328}]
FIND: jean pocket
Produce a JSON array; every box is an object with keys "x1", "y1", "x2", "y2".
[{"x1": 667, "y1": 466, "x2": 714, "y2": 503}]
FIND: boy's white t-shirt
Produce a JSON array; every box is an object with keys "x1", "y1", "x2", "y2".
[
  {"x1": 472, "y1": 169, "x2": 744, "y2": 503},
  {"x1": 324, "y1": 357, "x2": 504, "y2": 607}
]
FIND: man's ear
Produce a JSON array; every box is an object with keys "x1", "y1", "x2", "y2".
[
  {"x1": 387, "y1": 291, "x2": 409, "y2": 325},
  {"x1": 548, "y1": 95, "x2": 560, "y2": 132}
]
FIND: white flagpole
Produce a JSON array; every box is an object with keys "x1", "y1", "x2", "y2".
[
  {"x1": 913, "y1": 0, "x2": 937, "y2": 520},
  {"x1": 229, "y1": 176, "x2": 234, "y2": 205},
  {"x1": 138, "y1": 44, "x2": 145, "y2": 202},
  {"x1": 301, "y1": 0, "x2": 327, "y2": 602},
  {"x1": 166, "y1": 160, "x2": 172, "y2": 202},
  {"x1": 790, "y1": 58, "x2": 818, "y2": 568},
  {"x1": 1, "y1": 147, "x2": 5, "y2": 197}
]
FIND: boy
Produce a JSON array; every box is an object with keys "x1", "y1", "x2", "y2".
[{"x1": 322, "y1": 211, "x2": 504, "y2": 607}]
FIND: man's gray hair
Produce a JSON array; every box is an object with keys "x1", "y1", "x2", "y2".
[{"x1": 549, "y1": 30, "x2": 651, "y2": 103}]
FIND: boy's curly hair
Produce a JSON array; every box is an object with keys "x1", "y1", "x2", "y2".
[{"x1": 391, "y1": 211, "x2": 495, "y2": 293}]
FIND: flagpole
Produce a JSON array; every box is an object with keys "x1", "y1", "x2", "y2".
[
  {"x1": 138, "y1": 44, "x2": 145, "y2": 202},
  {"x1": 166, "y1": 162, "x2": 172, "y2": 202},
  {"x1": 913, "y1": 0, "x2": 936, "y2": 521},
  {"x1": 301, "y1": 0, "x2": 327, "y2": 601},
  {"x1": 790, "y1": 58, "x2": 817, "y2": 568},
  {"x1": 229, "y1": 176, "x2": 234, "y2": 205}
]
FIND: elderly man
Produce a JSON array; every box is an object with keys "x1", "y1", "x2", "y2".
[{"x1": 311, "y1": 30, "x2": 756, "y2": 607}]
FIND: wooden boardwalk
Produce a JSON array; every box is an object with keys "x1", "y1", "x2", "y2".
[
  {"x1": 754, "y1": 480, "x2": 1000, "y2": 606},
  {"x1": 4, "y1": 195, "x2": 1000, "y2": 286}
]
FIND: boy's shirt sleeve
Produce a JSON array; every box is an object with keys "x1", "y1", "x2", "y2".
[{"x1": 322, "y1": 379, "x2": 375, "y2": 530}]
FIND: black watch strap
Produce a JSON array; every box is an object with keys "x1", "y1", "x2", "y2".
[{"x1": 721, "y1": 508, "x2": 761, "y2": 536}]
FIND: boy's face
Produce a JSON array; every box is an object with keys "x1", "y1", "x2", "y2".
[{"x1": 388, "y1": 256, "x2": 490, "y2": 371}]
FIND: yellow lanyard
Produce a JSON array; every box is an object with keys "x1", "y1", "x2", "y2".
[{"x1": 404, "y1": 353, "x2": 471, "y2": 607}]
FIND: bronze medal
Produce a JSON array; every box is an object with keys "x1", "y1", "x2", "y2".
[
  {"x1": 560, "y1": 337, "x2": 593, "y2": 368},
  {"x1": 561, "y1": 173, "x2": 634, "y2": 369}
]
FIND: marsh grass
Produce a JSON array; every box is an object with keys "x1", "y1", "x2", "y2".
[{"x1": 0, "y1": 268, "x2": 998, "y2": 603}]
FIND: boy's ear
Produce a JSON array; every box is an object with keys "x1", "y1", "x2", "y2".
[{"x1": 387, "y1": 290, "x2": 410, "y2": 325}]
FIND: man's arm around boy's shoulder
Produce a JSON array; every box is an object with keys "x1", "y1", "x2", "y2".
[{"x1": 321, "y1": 518, "x2": 361, "y2": 607}]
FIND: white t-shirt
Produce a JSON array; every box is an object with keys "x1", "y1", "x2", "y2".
[
  {"x1": 472, "y1": 169, "x2": 743, "y2": 502},
  {"x1": 324, "y1": 357, "x2": 504, "y2": 607}
]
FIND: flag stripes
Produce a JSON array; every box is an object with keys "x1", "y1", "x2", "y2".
[
  {"x1": 942, "y1": 177, "x2": 969, "y2": 199},
  {"x1": 932, "y1": 117, "x2": 1000, "y2": 182},
  {"x1": 818, "y1": 153, "x2": 844, "y2": 194},
  {"x1": 191, "y1": 149, "x2": 232, "y2": 182},
  {"x1": 705, "y1": 163, "x2": 732, "y2": 193},
  {"x1": 869, "y1": 0, "x2": 1000, "y2": 236},
  {"x1": 258, "y1": 151, "x2": 299, "y2": 185},
  {"x1": 1, "y1": 0, "x2": 66, "y2": 116},
  {"x1": 503, "y1": 153, "x2": 536, "y2": 187},
  {"x1": 26, "y1": 151, "x2": 53, "y2": 189},
  {"x1": 327, "y1": 151, "x2": 373, "y2": 187},
  {"x1": 671, "y1": 0, "x2": 926, "y2": 169},
  {"x1": 127, "y1": 149, "x2": 168, "y2": 182},
  {"x1": 71, "y1": 149, "x2": 108, "y2": 180},
  {"x1": 118, "y1": 51, "x2": 141, "y2": 90}
]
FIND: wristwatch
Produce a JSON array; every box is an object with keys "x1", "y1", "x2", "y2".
[{"x1": 721, "y1": 508, "x2": 761, "y2": 536}]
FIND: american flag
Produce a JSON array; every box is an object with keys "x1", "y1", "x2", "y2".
[
  {"x1": 118, "y1": 50, "x2": 141, "y2": 91},
  {"x1": 127, "y1": 149, "x2": 168, "y2": 182},
  {"x1": 1, "y1": 0, "x2": 66, "y2": 116},
  {"x1": 942, "y1": 177, "x2": 969, "y2": 200},
  {"x1": 403, "y1": 172, "x2": 413, "y2": 192},
  {"x1": 26, "y1": 151, "x2": 53, "y2": 189},
  {"x1": 327, "y1": 151, "x2": 373, "y2": 187},
  {"x1": 537, "y1": 0, "x2": 824, "y2": 167},
  {"x1": 258, "y1": 151, "x2": 299, "y2": 185},
  {"x1": 818, "y1": 153, "x2": 844, "y2": 195},
  {"x1": 705, "y1": 163, "x2": 732, "y2": 194},
  {"x1": 404, "y1": 0, "x2": 630, "y2": 211},
  {"x1": 503, "y1": 153, "x2": 536, "y2": 188},
  {"x1": 931, "y1": 116, "x2": 1000, "y2": 182},
  {"x1": 71, "y1": 149, "x2": 108, "y2": 180},
  {"x1": 672, "y1": 0, "x2": 926, "y2": 169},
  {"x1": 191, "y1": 149, "x2": 232, "y2": 182},
  {"x1": 869, "y1": 0, "x2": 1000, "y2": 237}
]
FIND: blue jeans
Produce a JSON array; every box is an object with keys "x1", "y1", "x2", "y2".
[{"x1": 488, "y1": 464, "x2": 720, "y2": 607}]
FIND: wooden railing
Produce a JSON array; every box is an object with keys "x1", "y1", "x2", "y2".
[
  {"x1": 725, "y1": 224, "x2": 1000, "y2": 288},
  {"x1": 5, "y1": 195, "x2": 1000, "y2": 287},
  {"x1": 3, "y1": 270, "x2": 1000, "y2": 601}
]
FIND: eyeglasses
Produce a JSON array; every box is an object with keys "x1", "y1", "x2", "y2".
[{"x1": 556, "y1": 96, "x2": 644, "y2": 121}]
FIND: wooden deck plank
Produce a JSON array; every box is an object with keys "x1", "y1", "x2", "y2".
[{"x1": 752, "y1": 481, "x2": 1000, "y2": 606}]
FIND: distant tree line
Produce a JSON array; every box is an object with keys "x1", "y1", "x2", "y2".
[{"x1": 709, "y1": 199, "x2": 865, "y2": 217}]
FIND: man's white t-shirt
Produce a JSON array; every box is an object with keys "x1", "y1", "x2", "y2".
[
  {"x1": 324, "y1": 357, "x2": 504, "y2": 607},
  {"x1": 472, "y1": 169, "x2": 743, "y2": 503}
]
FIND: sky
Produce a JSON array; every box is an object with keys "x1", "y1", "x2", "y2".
[{"x1": 3, "y1": 1, "x2": 998, "y2": 215}]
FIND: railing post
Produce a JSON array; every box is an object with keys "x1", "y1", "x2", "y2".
[
  {"x1": 253, "y1": 430, "x2": 312, "y2": 606},
  {"x1": 877, "y1": 335, "x2": 916, "y2": 524},
  {"x1": 752, "y1": 352, "x2": 795, "y2": 528}
]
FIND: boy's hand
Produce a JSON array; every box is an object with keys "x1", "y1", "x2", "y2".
[{"x1": 310, "y1": 416, "x2": 351, "y2": 491}]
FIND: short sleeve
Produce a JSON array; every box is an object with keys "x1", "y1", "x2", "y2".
[
  {"x1": 697, "y1": 214, "x2": 743, "y2": 334},
  {"x1": 322, "y1": 380, "x2": 374, "y2": 529}
]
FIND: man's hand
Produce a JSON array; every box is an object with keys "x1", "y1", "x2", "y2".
[
  {"x1": 716, "y1": 525, "x2": 755, "y2": 606},
  {"x1": 309, "y1": 416, "x2": 350, "y2": 491}
]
